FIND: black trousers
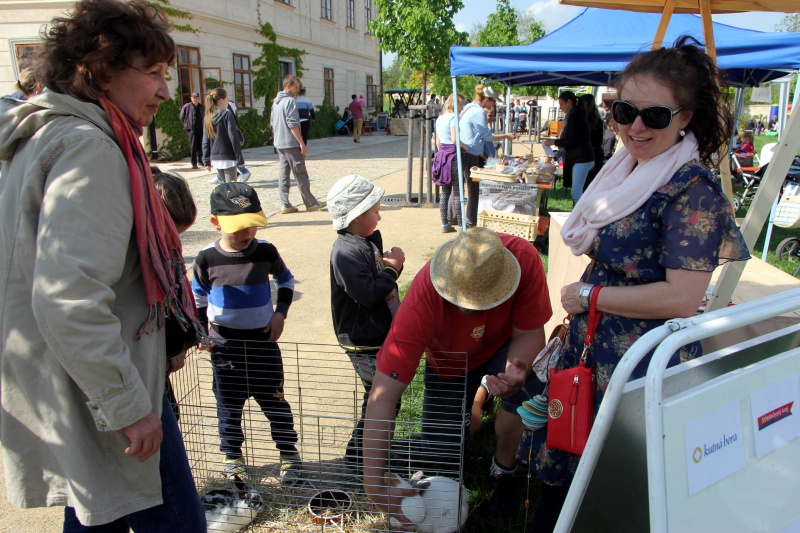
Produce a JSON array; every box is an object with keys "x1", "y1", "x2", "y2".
[
  {"x1": 300, "y1": 121, "x2": 310, "y2": 145},
  {"x1": 211, "y1": 328, "x2": 298, "y2": 458},
  {"x1": 187, "y1": 130, "x2": 203, "y2": 167}
]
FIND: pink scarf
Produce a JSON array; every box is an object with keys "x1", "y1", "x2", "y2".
[
  {"x1": 98, "y1": 97, "x2": 199, "y2": 337},
  {"x1": 561, "y1": 131, "x2": 700, "y2": 256}
]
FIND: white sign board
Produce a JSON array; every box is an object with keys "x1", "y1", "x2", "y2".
[
  {"x1": 684, "y1": 401, "x2": 745, "y2": 496},
  {"x1": 751, "y1": 87, "x2": 772, "y2": 103},
  {"x1": 749, "y1": 375, "x2": 800, "y2": 458}
]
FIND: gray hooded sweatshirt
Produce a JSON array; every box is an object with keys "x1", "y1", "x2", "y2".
[{"x1": 270, "y1": 90, "x2": 301, "y2": 149}]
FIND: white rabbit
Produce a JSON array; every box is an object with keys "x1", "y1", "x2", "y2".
[
  {"x1": 385, "y1": 472, "x2": 427, "y2": 529},
  {"x1": 386, "y1": 472, "x2": 469, "y2": 533},
  {"x1": 416, "y1": 475, "x2": 469, "y2": 533}
]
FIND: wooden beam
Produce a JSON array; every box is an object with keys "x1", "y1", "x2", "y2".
[
  {"x1": 699, "y1": 0, "x2": 716, "y2": 60},
  {"x1": 652, "y1": 0, "x2": 676, "y2": 49}
]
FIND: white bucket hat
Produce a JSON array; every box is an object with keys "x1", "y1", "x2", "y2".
[
  {"x1": 327, "y1": 175, "x2": 385, "y2": 231},
  {"x1": 430, "y1": 227, "x2": 521, "y2": 310}
]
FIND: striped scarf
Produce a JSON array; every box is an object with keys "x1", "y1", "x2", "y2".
[{"x1": 99, "y1": 97, "x2": 199, "y2": 338}]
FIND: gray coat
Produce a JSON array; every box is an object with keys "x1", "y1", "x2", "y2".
[{"x1": 0, "y1": 92, "x2": 166, "y2": 525}]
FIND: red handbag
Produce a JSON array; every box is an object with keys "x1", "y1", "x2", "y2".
[{"x1": 546, "y1": 287, "x2": 602, "y2": 455}]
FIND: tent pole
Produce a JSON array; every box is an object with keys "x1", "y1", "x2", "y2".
[
  {"x1": 452, "y1": 75, "x2": 467, "y2": 231},
  {"x1": 505, "y1": 85, "x2": 512, "y2": 154},
  {"x1": 699, "y1": 0, "x2": 717, "y2": 60}
]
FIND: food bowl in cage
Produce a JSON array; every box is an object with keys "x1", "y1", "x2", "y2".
[{"x1": 308, "y1": 490, "x2": 353, "y2": 525}]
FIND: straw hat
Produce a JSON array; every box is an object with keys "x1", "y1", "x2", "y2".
[{"x1": 430, "y1": 228, "x2": 521, "y2": 311}]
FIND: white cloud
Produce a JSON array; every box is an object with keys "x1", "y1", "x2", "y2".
[
  {"x1": 521, "y1": 0, "x2": 584, "y2": 33},
  {"x1": 455, "y1": 21, "x2": 468, "y2": 32}
]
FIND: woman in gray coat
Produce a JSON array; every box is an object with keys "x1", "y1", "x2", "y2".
[{"x1": 0, "y1": 0, "x2": 204, "y2": 530}]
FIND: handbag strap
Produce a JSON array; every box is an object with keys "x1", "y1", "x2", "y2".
[{"x1": 580, "y1": 286, "x2": 603, "y2": 363}]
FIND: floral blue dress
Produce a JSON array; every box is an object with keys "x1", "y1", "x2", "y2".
[{"x1": 521, "y1": 161, "x2": 750, "y2": 486}]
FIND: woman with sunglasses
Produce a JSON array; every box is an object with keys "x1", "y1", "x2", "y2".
[
  {"x1": 523, "y1": 36, "x2": 749, "y2": 532},
  {"x1": 545, "y1": 91, "x2": 594, "y2": 205}
]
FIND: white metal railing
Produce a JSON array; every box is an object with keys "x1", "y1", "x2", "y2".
[{"x1": 555, "y1": 287, "x2": 800, "y2": 532}]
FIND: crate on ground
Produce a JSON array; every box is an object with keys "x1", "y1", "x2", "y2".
[{"x1": 477, "y1": 210, "x2": 539, "y2": 241}]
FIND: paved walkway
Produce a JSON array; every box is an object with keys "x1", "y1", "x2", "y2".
[{"x1": 159, "y1": 133, "x2": 420, "y2": 259}]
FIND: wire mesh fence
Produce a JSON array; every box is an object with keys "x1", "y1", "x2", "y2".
[{"x1": 171, "y1": 341, "x2": 470, "y2": 532}]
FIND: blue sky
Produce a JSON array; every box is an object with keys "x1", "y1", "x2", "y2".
[{"x1": 383, "y1": 0, "x2": 790, "y2": 66}]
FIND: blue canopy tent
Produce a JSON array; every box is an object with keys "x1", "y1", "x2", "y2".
[
  {"x1": 445, "y1": 7, "x2": 800, "y2": 230},
  {"x1": 449, "y1": 8, "x2": 800, "y2": 88}
]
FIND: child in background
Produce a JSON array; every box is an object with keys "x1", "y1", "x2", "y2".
[
  {"x1": 327, "y1": 175, "x2": 405, "y2": 474},
  {"x1": 738, "y1": 130, "x2": 755, "y2": 154},
  {"x1": 152, "y1": 167, "x2": 198, "y2": 420},
  {"x1": 203, "y1": 87, "x2": 246, "y2": 185},
  {"x1": 192, "y1": 182, "x2": 302, "y2": 484}
]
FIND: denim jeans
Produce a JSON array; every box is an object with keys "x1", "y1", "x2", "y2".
[
  {"x1": 63, "y1": 394, "x2": 205, "y2": 532},
  {"x1": 570, "y1": 161, "x2": 594, "y2": 204}
]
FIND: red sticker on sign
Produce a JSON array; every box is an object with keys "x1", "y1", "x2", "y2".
[{"x1": 757, "y1": 402, "x2": 793, "y2": 431}]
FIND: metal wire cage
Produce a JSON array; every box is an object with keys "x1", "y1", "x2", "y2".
[{"x1": 171, "y1": 341, "x2": 470, "y2": 532}]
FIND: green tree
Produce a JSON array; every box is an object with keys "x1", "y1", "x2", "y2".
[
  {"x1": 517, "y1": 10, "x2": 546, "y2": 44},
  {"x1": 775, "y1": 13, "x2": 800, "y2": 32},
  {"x1": 368, "y1": 0, "x2": 468, "y2": 101},
  {"x1": 475, "y1": 0, "x2": 518, "y2": 47}
]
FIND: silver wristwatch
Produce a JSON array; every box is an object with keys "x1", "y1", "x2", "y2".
[{"x1": 578, "y1": 283, "x2": 594, "y2": 311}]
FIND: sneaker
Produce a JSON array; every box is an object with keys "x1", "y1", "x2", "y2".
[
  {"x1": 488, "y1": 459, "x2": 519, "y2": 518},
  {"x1": 441, "y1": 225, "x2": 456, "y2": 234},
  {"x1": 191, "y1": 165, "x2": 199, "y2": 169},
  {"x1": 279, "y1": 454, "x2": 303, "y2": 486},
  {"x1": 222, "y1": 457, "x2": 246, "y2": 479},
  {"x1": 208, "y1": 177, "x2": 223, "y2": 184},
  {"x1": 281, "y1": 206, "x2": 299, "y2": 214},
  {"x1": 306, "y1": 202, "x2": 326, "y2": 212},
  {"x1": 237, "y1": 170, "x2": 251, "y2": 183}
]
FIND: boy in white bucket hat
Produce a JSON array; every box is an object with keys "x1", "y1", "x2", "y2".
[
  {"x1": 362, "y1": 227, "x2": 552, "y2": 527},
  {"x1": 327, "y1": 175, "x2": 405, "y2": 477}
]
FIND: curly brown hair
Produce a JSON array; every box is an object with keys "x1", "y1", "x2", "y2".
[
  {"x1": 613, "y1": 35, "x2": 730, "y2": 166},
  {"x1": 36, "y1": 0, "x2": 175, "y2": 102}
]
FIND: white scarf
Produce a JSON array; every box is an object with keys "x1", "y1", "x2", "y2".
[{"x1": 561, "y1": 131, "x2": 700, "y2": 256}]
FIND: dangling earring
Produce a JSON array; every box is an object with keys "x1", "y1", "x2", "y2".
[{"x1": 679, "y1": 129, "x2": 686, "y2": 137}]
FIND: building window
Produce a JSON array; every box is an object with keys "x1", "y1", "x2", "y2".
[
  {"x1": 364, "y1": 0, "x2": 372, "y2": 28},
  {"x1": 14, "y1": 43, "x2": 42, "y2": 73},
  {"x1": 347, "y1": 0, "x2": 356, "y2": 28},
  {"x1": 321, "y1": 0, "x2": 332, "y2": 20},
  {"x1": 232, "y1": 54, "x2": 252, "y2": 109},
  {"x1": 278, "y1": 59, "x2": 294, "y2": 90},
  {"x1": 324, "y1": 68, "x2": 335, "y2": 106},
  {"x1": 177, "y1": 46, "x2": 202, "y2": 105},
  {"x1": 366, "y1": 75, "x2": 378, "y2": 108},
  {"x1": 275, "y1": 0, "x2": 291, "y2": 4}
]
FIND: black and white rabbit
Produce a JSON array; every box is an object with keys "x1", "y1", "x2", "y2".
[
  {"x1": 387, "y1": 471, "x2": 469, "y2": 533},
  {"x1": 201, "y1": 475, "x2": 263, "y2": 532}
]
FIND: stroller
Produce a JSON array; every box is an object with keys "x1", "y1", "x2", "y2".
[
  {"x1": 730, "y1": 150, "x2": 800, "y2": 212},
  {"x1": 729, "y1": 143, "x2": 777, "y2": 211}
]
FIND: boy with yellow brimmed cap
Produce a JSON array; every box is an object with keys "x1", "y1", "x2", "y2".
[{"x1": 191, "y1": 182, "x2": 303, "y2": 485}]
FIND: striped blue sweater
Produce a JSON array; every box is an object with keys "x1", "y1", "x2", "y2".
[{"x1": 192, "y1": 239, "x2": 294, "y2": 331}]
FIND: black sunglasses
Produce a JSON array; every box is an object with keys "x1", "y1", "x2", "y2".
[{"x1": 611, "y1": 100, "x2": 684, "y2": 130}]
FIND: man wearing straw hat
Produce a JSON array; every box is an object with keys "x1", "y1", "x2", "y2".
[{"x1": 362, "y1": 227, "x2": 551, "y2": 526}]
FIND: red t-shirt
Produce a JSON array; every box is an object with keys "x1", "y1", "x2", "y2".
[
  {"x1": 348, "y1": 99, "x2": 364, "y2": 120},
  {"x1": 377, "y1": 234, "x2": 552, "y2": 383}
]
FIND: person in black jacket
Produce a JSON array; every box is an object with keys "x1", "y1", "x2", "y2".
[
  {"x1": 579, "y1": 94, "x2": 605, "y2": 192},
  {"x1": 546, "y1": 91, "x2": 594, "y2": 205},
  {"x1": 327, "y1": 175, "x2": 405, "y2": 475},
  {"x1": 179, "y1": 91, "x2": 205, "y2": 169}
]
